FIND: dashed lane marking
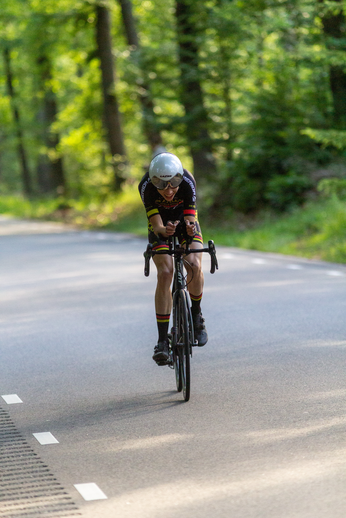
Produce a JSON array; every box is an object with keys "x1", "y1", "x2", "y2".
[
  {"x1": 33, "y1": 432, "x2": 59, "y2": 445},
  {"x1": 327, "y1": 270, "x2": 344, "y2": 277},
  {"x1": 74, "y1": 483, "x2": 107, "y2": 501},
  {"x1": 222, "y1": 254, "x2": 345, "y2": 277},
  {"x1": 1, "y1": 394, "x2": 23, "y2": 404},
  {"x1": 252, "y1": 258, "x2": 267, "y2": 264}
]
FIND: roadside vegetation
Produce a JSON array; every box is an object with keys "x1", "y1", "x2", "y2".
[{"x1": 1, "y1": 177, "x2": 345, "y2": 264}]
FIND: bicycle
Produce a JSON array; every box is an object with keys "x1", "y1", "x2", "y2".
[{"x1": 144, "y1": 229, "x2": 218, "y2": 402}]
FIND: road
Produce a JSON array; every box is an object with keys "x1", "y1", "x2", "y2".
[{"x1": 1, "y1": 216, "x2": 346, "y2": 518}]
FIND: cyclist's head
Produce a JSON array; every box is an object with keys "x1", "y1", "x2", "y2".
[{"x1": 149, "y1": 153, "x2": 184, "y2": 190}]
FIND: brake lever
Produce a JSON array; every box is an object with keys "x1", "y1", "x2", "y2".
[{"x1": 144, "y1": 243, "x2": 153, "y2": 277}]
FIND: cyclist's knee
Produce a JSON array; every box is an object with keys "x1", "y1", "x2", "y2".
[
  {"x1": 156, "y1": 264, "x2": 173, "y2": 286},
  {"x1": 186, "y1": 256, "x2": 202, "y2": 274}
]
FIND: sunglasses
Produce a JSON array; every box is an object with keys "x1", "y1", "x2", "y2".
[{"x1": 151, "y1": 174, "x2": 183, "y2": 190}]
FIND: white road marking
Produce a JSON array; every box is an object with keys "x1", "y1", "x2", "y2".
[
  {"x1": 74, "y1": 483, "x2": 107, "y2": 501},
  {"x1": 252, "y1": 258, "x2": 267, "y2": 264},
  {"x1": 33, "y1": 432, "x2": 59, "y2": 445},
  {"x1": 221, "y1": 253, "x2": 235, "y2": 259},
  {"x1": 327, "y1": 270, "x2": 344, "y2": 276},
  {"x1": 1, "y1": 394, "x2": 23, "y2": 404},
  {"x1": 286, "y1": 264, "x2": 303, "y2": 270}
]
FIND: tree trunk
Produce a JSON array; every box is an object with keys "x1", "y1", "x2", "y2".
[
  {"x1": 215, "y1": 0, "x2": 233, "y2": 162},
  {"x1": 175, "y1": 0, "x2": 217, "y2": 184},
  {"x1": 118, "y1": 0, "x2": 163, "y2": 154},
  {"x1": 96, "y1": 4, "x2": 127, "y2": 191},
  {"x1": 36, "y1": 54, "x2": 66, "y2": 195},
  {"x1": 3, "y1": 47, "x2": 32, "y2": 196},
  {"x1": 319, "y1": 0, "x2": 346, "y2": 129}
]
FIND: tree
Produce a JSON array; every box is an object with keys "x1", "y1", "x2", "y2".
[
  {"x1": 36, "y1": 47, "x2": 66, "y2": 195},
  {"x1": 96, "y1": 3, "x2": 127, "y2": 190},
  {"x1": 318, "y1": 0, "x2": 346, "y2": 129},
  {"x1": 175, "y1": 0, "x2": 217, "y2": 186},
  {"x1": 118, "y1": 0, "x2": 164, "y2": 154},
  {"x1": 3, "y1": 46, "x2": 32, "y2": 195}
]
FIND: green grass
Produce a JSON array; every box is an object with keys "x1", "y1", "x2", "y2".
[
  {"x1": 1, "y1": 188, "x2": 346, "y2": 264},
  {"x1": 0, "y1": 186, "x2": 148, "y2": 237},
  {"x1": 202, "y1": 197, "x2": 346, "y2": 263}
]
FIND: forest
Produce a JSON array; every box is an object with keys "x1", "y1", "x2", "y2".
[{"x1": 1, "y1": 0, "x2": 346, "y2": 225}]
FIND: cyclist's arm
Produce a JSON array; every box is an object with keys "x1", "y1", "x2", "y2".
[
  {"x1": 181, "y1": 172, "x2": 197, "y2": 237},
  {"x1": 184, "y1": 216, "x2": 196, "y2": 237},
  {"x1": 150, "y1": 214, "x2": 178, "y2": 237}
]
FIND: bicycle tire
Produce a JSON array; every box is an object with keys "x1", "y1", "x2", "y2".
[
  {"x1": 186, "y1": 292, "x2": 195, "y2": 348},
  {"x1": 174, "y1": 289, "x2": 191, "y2": 401},
  {"x1": 173, "y1": 347, "x2": 182, "y2": 392}
]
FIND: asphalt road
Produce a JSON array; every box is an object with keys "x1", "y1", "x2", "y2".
[{"x1": 1, "y1": 216, "x2": 346, "y2": 518}]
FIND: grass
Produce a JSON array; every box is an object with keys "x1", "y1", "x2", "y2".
[
  {"x1": 0, "y1": 185, "x2": 148, "y2": 237},
  {"x1": 1, "y1": 187, "x2": 346, "y2": 264},
  {"x1": 203, "y1": 196, "x2": 346, "y2": 263}
]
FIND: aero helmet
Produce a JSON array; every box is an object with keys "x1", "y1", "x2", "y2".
[{"x1": 149, "y1": 153, "x2": 184, "y2": 189}]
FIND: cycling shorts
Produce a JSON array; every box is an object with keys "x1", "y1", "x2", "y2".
[{"x1": 148, "y1": 220, "x2": 203, "y2": 252}]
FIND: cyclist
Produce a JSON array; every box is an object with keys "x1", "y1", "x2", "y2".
[{"x1": 139, "y1": 152, "x2": 208, "y2": 364}]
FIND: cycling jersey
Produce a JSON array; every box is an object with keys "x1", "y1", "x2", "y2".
[
  {"x1": 138, "y1": 168, "x2": 203, "y2": 249},
  {"x1": 139, "y1": 168, "x2": 197, "y2": 225}
]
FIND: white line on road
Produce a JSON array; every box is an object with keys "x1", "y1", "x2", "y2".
[
  {"x1": 74, "y1": 483, "x2": 107, "y2": 501},
  {"x1": 1, "y1": 394, "x2": 23, "y2": 404},
  {"x1": 327, "y1": 270, "x2": 344, "y2": 276},
  {"x1": 252, "y1": 258, "x2": 267, "y2": 264},
  {"x1": 33, "y1": 432, "x2": 59, "y2": 445},
  {"x1": 286, "y1": 264, "x2": 303, "y2": 270}
]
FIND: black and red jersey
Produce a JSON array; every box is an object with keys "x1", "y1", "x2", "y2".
[{"x1": 138, "y1": 169, "x2": 197, "y2": 225}]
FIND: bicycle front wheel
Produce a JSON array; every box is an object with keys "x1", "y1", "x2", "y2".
[
  {"x1": 173, "y1": 347, "x2": 182, "y2": 393},
  {"x1": 173, "y1": 289, "x2": 191, "y2": 402}
]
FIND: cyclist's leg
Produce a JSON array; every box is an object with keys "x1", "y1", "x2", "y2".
[
  {"x1": 150, "y1": 232, "x2": 173, "y2": 362},
  {"x1": 183, "y1": 222, "x2": 204, "y2": 307},
  {"x1": 182, "y1": 223, "x2": 208, "y2": 346},
  {"x1": 153, "y1": 252, "x2": 173, "y2": 320}
]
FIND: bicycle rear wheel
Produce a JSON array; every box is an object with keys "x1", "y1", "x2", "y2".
[{"x1": 173, "y1": 289, "x2": 191, "y2": 401}]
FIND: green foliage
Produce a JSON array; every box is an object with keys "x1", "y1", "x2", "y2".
[
  {"x1": 265, "y1": 172, "x2": 312, "y2": 211},
  {"x1": 317, "y1": 177, "x2": 346, "y2": 199},
  {"x1": 302, "y1": 128, "x2": 346, "y2": 150},
  {"x1": 2, "y1": 189, "x2": 346, "y2": 264},
  {"x1": 206, "y1": 197, "x2": 346, "y2": 263},
  {"x1": 1, "y1": 0, "x2": 346, "y2": 222},
  {"x1": 0, "y1": 185, "x2": 147, "y2": 233}
]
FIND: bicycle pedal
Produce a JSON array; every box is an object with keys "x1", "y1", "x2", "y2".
[{"x1": 156, "y1": 358, "x2": 173, "y2": 367}]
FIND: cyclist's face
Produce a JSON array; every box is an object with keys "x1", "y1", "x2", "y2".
[{"x1": 157, "y1": 185, "x2": 179, "y2": 201}]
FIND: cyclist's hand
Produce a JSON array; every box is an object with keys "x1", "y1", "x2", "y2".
[
  {"x1": 166, "y1": 220, "x2": 179, "y2": 236},
  {"x1": 185, "y1": 219, "x2": 196, "y2": 237}
]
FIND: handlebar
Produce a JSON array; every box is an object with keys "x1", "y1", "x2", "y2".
[{"x1": 143, "y1": 239, "x2": 218, "y2": 277}]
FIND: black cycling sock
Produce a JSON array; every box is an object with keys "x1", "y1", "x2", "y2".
[
  {"x1": 156, "y1": 314, "x2": 170, "y2": 342},
  {"x1": 190, "y1": 293, "x2": 202, "y2": 318}
]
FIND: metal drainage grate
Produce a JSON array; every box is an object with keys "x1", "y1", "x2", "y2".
[{"x1": 0, "y1": 407, "x2": 80, "y2": 517}]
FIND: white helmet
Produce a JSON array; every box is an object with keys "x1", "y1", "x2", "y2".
[{"x1": 149, "y1": 153, "x2": 184, "y2": 189}]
